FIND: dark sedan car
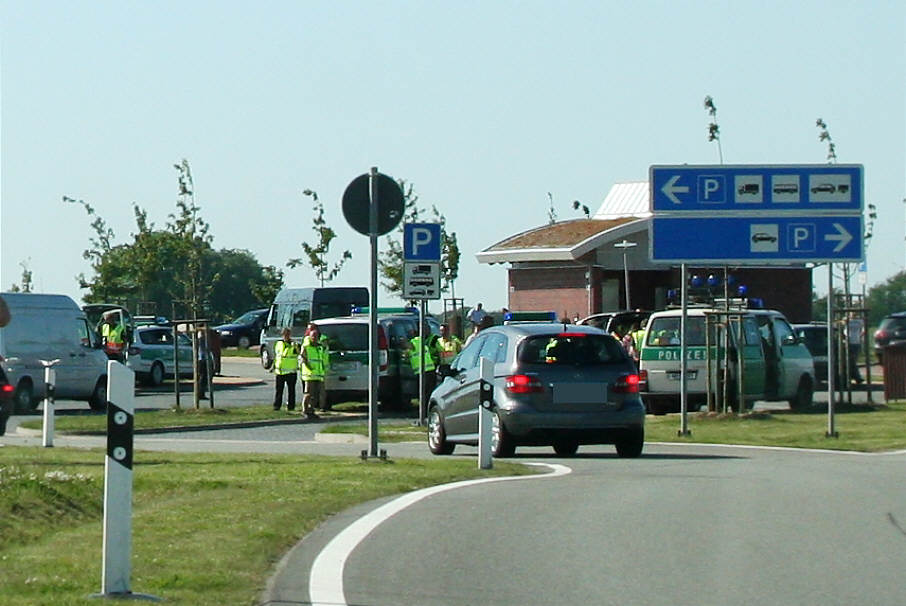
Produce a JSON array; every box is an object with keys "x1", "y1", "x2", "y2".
[
  {"x1": 214, "y1": 309, "x2": 268, "y2": 349},
  {"x1": 874, "y1": 312, "x2": 906, "y2": 363},
  {"x1": 428, "y1": 322, "x2": 645, "y2": 458}
]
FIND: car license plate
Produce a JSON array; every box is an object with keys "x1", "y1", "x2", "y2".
[
  {"x1": 333, "y1": 361, "x2": 358, "y2": 372},
  {"x1": 667, "y1": 370, "x2": 698, "y2": 381},
  {"x1": 553, "y1": 383, "x2": 608, "y2": 404}
]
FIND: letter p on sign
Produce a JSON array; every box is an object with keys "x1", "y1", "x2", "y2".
[{"x1": 404, "y1": 223, "x2": 442, "y2": 261}]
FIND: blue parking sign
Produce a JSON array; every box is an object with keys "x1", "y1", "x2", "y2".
[{"x1": 403, "y1": 223, "x2": 442, "y2": 261}]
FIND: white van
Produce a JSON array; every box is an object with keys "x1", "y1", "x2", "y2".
[
  {"x1": 639, "y1": 307, "x2": 815, "y2": 414},
  {"x1": 0, "y1": 293, "x2": 109, "y2": 413}
]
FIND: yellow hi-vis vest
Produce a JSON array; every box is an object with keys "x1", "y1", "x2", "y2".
[
  {"x1": 274, "y1": 340, "x2": 299, "y2": 375},
  {"x1": 409, "y1": 336, "x2": 436, "y2": 372},
  {"x1": 436, "y1": 336, "x2": 462, "y2": 365},
  {"x1": 300, "y1": 336, "x2": 329, "y2": 381}
]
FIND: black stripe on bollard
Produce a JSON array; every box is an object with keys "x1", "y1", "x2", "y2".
[{"x1": 107, "y1": 402, "x2": 134, "y2": 470}]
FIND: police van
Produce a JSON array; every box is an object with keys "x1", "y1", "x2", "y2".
[
  {"x1": 312, "y1": 308, "x2": 440, "y2": 410},
  {"x1": 638, "y1": 307, "x2": 815, "y2": 414}
]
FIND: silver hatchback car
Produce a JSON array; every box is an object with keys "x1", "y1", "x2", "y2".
[{"x1": 428, "y1": 323, "x2": 645, "y2": 458}]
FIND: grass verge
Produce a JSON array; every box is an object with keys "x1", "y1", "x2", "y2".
[
  {"x1": 0, "y1": 446, "x2": 535, "y2": 605},
  {"x1": 17, "y1": 405, "x2": 364, "y2": 434},
  {"x1": 644, "y1": 400, "x2": 906, "y2": 452},
  {"x1": 323, "y1": 401, "x2": 906, "y2": 452}
]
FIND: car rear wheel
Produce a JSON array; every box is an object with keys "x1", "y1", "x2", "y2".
[
  {"x1": 788, "y1": 376, "x2": 814, "y2": 411},
  {"x1": 491, "y1": 411, "x2": 515, "y2": 458},
  {"x1": 238, "y1": 335, "x2": 251, "y2": 349},
  {"x1": 552, "y1": 439, "x2": 579, "y2": 457},
  {"x1": 148, "y1": 361, "x2": 165, "y2": 387},
  {"x1": 427, "y1": 408, "x2": 454, "y2": 455},
  {"x1": 88, "y1": 378, "x2": 107, "y2": 411},
  {"x1": 13, "y1": 380, "x2": 36, "y2": 414},
  {"x1": 615, "y1": 426, "x2": 644, "y2": 458}
]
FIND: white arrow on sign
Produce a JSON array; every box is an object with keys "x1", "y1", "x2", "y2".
[
  {"x1": 661, "y1": 175, "x2": 689, "y2": 205},
  {"x1": 825, "y1": 222, "x2": 853, "y2": 253}
]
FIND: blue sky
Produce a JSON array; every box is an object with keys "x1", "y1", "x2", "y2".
[{"x1": 2, "y1": 1, "x2": 904, "y2": 313}]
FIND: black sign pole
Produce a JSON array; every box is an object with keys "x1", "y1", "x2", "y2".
[{"x1": 368, "y1": 167, "x2": 380, "y2": 458}]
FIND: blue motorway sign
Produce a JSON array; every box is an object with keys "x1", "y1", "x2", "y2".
[
  {"x1": 649, "y1": 215, "x2": 863, "y2": 264},
  {"x1": 403, "y1": 222, "x2": 442, "y2": 261},
  {"x1": 650, "y1": 164, "x2": 863, "y2": 213}
]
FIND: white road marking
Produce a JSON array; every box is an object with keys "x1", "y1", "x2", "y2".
[{"x1": 308, "y1": 462, "x2": 572, "y2": 606}]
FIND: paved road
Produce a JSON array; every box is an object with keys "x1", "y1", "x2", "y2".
[{"x1": 268, "y1": 444, "x2": 906, "y2": 606}]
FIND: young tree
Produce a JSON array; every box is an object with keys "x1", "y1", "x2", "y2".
[
  {"x1": 704, "y1": 95, "x2": 723, "y2": 164},
  {"x1": 167, "y1": 159, "x2": 219, "y2": 318},
  {"x1": 7, "y1": 260, "x2": 33, "y2": 292},
  {"x1": 287, "y1": 189, "x2": 352, "y2": 286}
]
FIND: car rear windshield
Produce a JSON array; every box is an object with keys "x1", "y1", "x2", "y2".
[
  {"x1": 318, "y1": 324, "x2": 368, "y2": 352},
  {"x1": 518, "y1": 334, "x2": 626, "y2": 366}
]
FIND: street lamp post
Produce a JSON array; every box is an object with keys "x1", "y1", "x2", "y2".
[{"x1": 614, "y1": 240, "x2": 638, "y2": 309}]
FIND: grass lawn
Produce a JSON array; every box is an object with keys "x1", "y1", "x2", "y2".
[
  {"x1": 324, "y1": 400, "x2": 906, "y2": 452},
  {"x1": 644, "y1": 400, "x2": 906, "y2": 452},
  {"x1": 0, "y1": 447, "x2": 534, "y2": 605}
]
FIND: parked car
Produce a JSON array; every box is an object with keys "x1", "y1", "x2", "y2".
[
  {"x1": 214, "y1": 308, "x2": 268, "y2": 349},
  {"x1": 428, "y1": 322, "x2": 645, "y2": 458},
  {"x1": 313, "y1": 310, "x2": 440, "y2": 409},
  {"x1": 577, "y1": 310, "x2": 651, "y2": 338},
  {"x1": 0, "y1": 292, "x2": 108, "y2": 412},
  {"x1": 873, "y1": 312, "x2": 906, "y2": 363},
  {"x1": 126, "y1": 325, "x2": 194, "y2": 386}
]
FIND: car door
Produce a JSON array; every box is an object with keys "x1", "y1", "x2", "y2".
[
  {"x1": 774, "y1": 317, "x2": 811, "y2": 398},
  {"x1": 440, "y1": 334, "x2": 487, "y2": 438}
]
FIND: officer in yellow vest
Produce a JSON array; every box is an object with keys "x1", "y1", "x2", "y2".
[
  {"x1": 300, "y1": 323, "x2": 330, "y2": 418},
  {"x1": 435, "y1": 323, "x2": 463, "y2": 375},
  {"x1": 409, "y1": 324, "x2": 439, "y2": 408},
  {"x1": 101, "y1": 312, "x2": 126, "y2": 361},
  {"x1": 273, "y1": 327, "x2": 300, "y2": 411}
]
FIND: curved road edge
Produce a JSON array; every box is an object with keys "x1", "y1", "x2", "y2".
[{"x1": 262, "y1": 462, "x2": 571, "y2": 606}]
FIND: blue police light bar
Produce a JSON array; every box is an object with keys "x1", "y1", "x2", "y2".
[{"x1": 503, "y1": 311, "x2": 557, "y2": 324}]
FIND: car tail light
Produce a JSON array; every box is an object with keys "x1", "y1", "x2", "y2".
[
  {"x1": 637, "y1": 369, "x2": 648, "y2": 391},
  {"x1": 505, "y1": 374, "x2": 543, "y2": 394},
  {"x1": 874, "y1": 329, "x2": 888, "y2": 341},
  {"x1": 613, "y1": 374, "x2": 640, "y2": 394},
  {"x1": 1, "y1": 384, "x2": 13, "y2": 395},
  {"x1": 378, "y1": 327, "x2": 389, "y2": 371}
]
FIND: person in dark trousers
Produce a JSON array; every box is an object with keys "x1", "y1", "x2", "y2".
[{"x1": 273, "y1": 328, "x2": 300, "y2": 410}]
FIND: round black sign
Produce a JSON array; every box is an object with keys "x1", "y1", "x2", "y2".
[{"x1": 342, "y1": 172, "x2": 405, "y2": 236}]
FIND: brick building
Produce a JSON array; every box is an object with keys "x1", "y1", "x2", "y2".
[{"x1": 476, "y1": 182, "x2": 814, "y2": 323}]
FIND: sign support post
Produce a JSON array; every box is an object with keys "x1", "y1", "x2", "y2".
[
  {"x1": 826, "y1": 267, "x2": 838, "y2": 438},
  {"x1": 367, "y1": 167, "x2": 380, "y2": 459}
]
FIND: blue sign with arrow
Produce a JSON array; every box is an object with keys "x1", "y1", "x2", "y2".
[
  {"x1": 650, "y1": 164, "x2": 863, "y2": 213},
  {"x1": 650, "y1": 215, "x2": 863, "y2": 263}
]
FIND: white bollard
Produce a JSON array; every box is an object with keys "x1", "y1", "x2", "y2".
[
  {"x1": 478, "y1": 356, "x2": 494, "y2": 470},
  {"x1": 41, "y1": 359, "x2": 60, "y2": 448},
  {"x1": 95, "y1": 360, "x2": 161, "y2": 601}
]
